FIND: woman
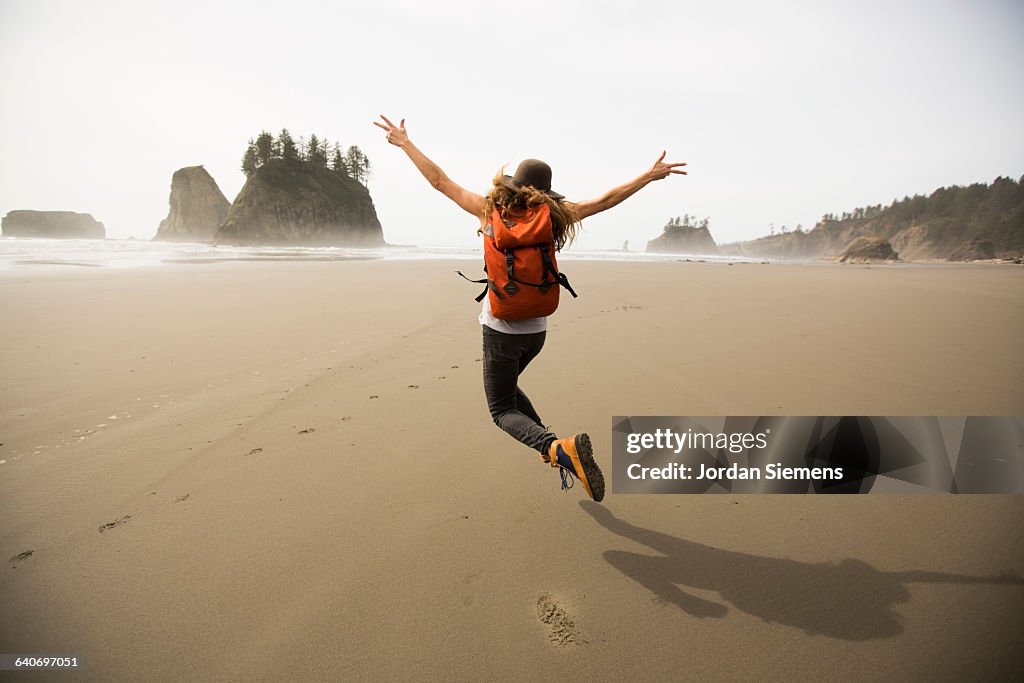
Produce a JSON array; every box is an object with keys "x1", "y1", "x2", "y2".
[{"x1": 374, "y1": 115, "x2": 686, "y2": 503}]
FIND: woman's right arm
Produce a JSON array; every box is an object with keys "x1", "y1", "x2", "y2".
[{"x1": 374, "y1": 115, "x2": 486, "y2": 219}]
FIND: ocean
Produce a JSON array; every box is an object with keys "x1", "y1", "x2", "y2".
[{"x1": 0, "y1": 237, "x2": 759, "y2": 270}]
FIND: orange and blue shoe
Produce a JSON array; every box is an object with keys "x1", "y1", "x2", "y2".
[{"x1": 548, "y1": 434, "x2": 605, "y2": 502}]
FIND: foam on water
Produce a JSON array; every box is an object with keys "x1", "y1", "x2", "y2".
[{"x1": 0, "y1": 236, "x2": 760, "y2": 270}]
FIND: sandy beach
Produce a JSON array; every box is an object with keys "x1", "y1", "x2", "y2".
[{"x1": 1, "y1": 258, "x2": 1022, "y2": 681}]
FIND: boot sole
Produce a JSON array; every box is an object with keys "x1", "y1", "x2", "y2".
[{"x1": 574, "y1": 433, "x2": 605, "y2": 503}]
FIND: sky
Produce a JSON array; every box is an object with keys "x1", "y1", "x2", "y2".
[{"x1": 1, "y1": 0, "x2": 1022, "y2": 250}]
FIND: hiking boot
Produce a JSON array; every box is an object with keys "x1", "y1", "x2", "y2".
[{"x1": 548, "y1": 433, "x2": 605, "y2": 502}]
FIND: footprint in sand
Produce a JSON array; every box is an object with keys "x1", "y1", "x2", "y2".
[
  {"x1": 297, "y1": 428, "x2": 316, "y2": 434},
  {"x1": 98, "y1": 515, "x2": 131, "y2": 533},
  {"x1": 175, "y1": 494, "x2": 190, "y2": 503},
  {"x1": 9, "y1": 550, "x2": 33, "y2": 565},
  {"x1": 246, "y1": 448, "x2": 263, "y2": 457},
  {"x1": 536, "y1": 595, "x2": 584, "y2": 647},
  {"x1": 369, "y1": 395, "x2": 379, "y2": 400}
]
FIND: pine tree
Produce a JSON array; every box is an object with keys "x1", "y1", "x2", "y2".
[
  {"x1": 361, "y1": 153, "x2": 372, "y2": 188},
  {"x1": 307, "y1": 134, "x2": 323, "y2": 165},
  {"x1": 241, "y1": 140, "x2": 258, "y2": 176},
  {"x1": 317, "y1": 136, "x2": 330, "y2": 166},
  {"x1": 331, "y1": 143, "x2": 347, "y2": 175},
  {"x1": 278, "y1": 129, "x2": 298, "y2": 160},
  {"x1": 254, "y1": 131, "x2": 275, "y2": 166},
  {"x1": 346, "y1": 145, "x2": 369, "y2": 186}
]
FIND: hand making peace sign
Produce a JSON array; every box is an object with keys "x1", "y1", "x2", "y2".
[
  {"x1": 374, "y1": 115, "x2": 409, "y2": 148},
  {"x1": 648, "y1": 151, "x2": 687, "y2": 181}
]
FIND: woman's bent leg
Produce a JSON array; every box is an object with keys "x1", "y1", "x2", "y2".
[
  {"x1": 512, "y1": 331, "x2": 546, "y2": 427},
  {"x1": 482, "y1": 326, "x2": 556, "y2": 454},
  {"x1": 514, "y1": 388, "x2": 544, "y2": 427}
]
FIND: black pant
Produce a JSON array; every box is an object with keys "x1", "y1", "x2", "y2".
[{"x1": 481, "y1": 326, "x2": 556, "y2": 454}]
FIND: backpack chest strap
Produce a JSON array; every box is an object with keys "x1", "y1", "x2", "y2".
[{"x1": 504, "y1": 250, "x2": 520, "y2": 295}]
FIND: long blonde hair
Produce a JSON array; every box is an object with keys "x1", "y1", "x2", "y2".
[{"x1": 481, "y1": 169, "x2": 581, "y2": 251}]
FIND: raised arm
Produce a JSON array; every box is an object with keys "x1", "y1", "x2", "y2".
[
  {"x1": 570, "y1": 152, "x2": 687, "y2": 220},
  {"x1": 374, "y1": 115, "x2": 486, "y2": 219}
]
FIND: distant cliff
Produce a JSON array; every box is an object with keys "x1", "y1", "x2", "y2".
[
  {"x1": 646, "y1": 216, "x2": 719, "y2": 255},
  {"x1": 2, "y1": 210, "x2": 105, "y2": 239},
  {"x1": 153, "y1": 166, "x2": 230, "y2": 242},
  {"x1": 725, "y1": 176, "x2": 1024, "y2": 261},
  {"x1": 215, "y1": 158, "x2": 384, "y2": 246}
]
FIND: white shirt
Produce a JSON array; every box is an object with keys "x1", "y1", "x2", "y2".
[{"x1": 479, "y1": 296, "x2": 547, "y2": 334}]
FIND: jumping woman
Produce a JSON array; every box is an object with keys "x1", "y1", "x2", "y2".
[{"x1": 375, "y1": 115, "x2": 686, "y2": 503}]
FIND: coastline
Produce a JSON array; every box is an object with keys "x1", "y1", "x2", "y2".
[{"x1": 4, "y1": 234, "x2": 1023, "y2": 270}]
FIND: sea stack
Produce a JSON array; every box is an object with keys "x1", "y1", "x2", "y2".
[
  {"x1": 1, "y1": 210, "x2": 105, "y2": 239},
  {"x1": 215, "y1": 158, "x2": 384, "y2": 246},
  {"x1": 153, "y1": 166, "x2": 231, "y2": 242},
  {"x1": 647, "y1": 219, "x2": 719, "y2": 255}
]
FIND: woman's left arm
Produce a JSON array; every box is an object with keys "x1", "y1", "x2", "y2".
[{"x1": 570, "y1": 152, "x2": 686, "y2": 220}]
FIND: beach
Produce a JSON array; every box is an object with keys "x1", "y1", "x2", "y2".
[{"x1": 1, "y1": 258, "x2": 1022, "y2": 681}]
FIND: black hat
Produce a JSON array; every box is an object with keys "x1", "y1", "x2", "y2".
[{"x1": 500, "y1": 159, "x2": 564, "y2": 200}]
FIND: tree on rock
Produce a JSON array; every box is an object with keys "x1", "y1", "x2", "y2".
[
  {"x1": 307, "y1": 134, "x2": 329, "y2": 166},
  {"x1": 241, "y1": 129, "x2": 370, "y2": 183},
  {"x1": 331, "y1": 143, "x2": 348, "y2": 176},
  {"x1": 241, "y1": 139, "x2": 258, "y2": 177},
  {"x1": 278, "y1": 129, "x2": 298, "y2": 161},
  {"x1": 346, "y1": 145, "x2": 371, "y2": 187},
  {"x1": 255, "y1": 131, "x2": 275, "y2": 166}
]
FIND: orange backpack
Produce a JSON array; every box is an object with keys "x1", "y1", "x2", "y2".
[{"x1": 459, "y1": 204, "x2": 577, "y2": 320}]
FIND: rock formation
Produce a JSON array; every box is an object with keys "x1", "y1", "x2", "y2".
[
  {"x1": 153, "y1": 166, "x2": 230, "y2": 242},
  {"x1": 647, "y1": 223, "x2": 719, "y2": 255},
  {"x1": 1, "y1": 210, "x2": 105, "y2": 239},
  {"x1": 839, "y1": 236, "x2": 900, "y2": 263},
  {"x1": 215, "y1": 159, "x2": 384, "y2": 246}
]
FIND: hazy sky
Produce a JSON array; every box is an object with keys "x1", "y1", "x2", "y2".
[{"x1": 1, "y1": 0, "x2": 1022, "y2": 249}]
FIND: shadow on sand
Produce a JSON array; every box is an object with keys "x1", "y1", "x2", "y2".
[{"x1": 581, "y1": 501, "x2": 1023, "y2": 640}]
